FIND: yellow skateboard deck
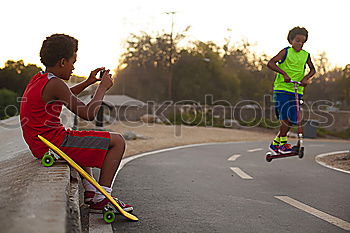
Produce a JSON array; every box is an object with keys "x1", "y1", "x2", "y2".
[{"x1": 38, "y1": 135, "x2": 138, "y2": 222}]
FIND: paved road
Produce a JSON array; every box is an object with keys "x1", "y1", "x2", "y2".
[{"x1": 88, "y1": 140, "x2": 350, "y2": 233}]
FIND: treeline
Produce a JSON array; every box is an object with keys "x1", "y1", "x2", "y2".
[
  {"x1": 109, "y1": 31, "x2": 350, "y2": 108},
  {"x1": 1, "y1": 31, "x2": 349, "y2": 119},
  {"x1": 0, "y1": 60, "x2": 86, "y2": 119},
  {"x1": 0, "y1": 60, "x2": 42, "y2": 119}
]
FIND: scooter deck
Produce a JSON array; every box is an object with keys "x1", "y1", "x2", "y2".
[
  {"x1": 38, "y1": 135, "x2": 138, "y2": 222},
  {"x1": 266, "y1": 147, "x2": 304, "y2": 162}
]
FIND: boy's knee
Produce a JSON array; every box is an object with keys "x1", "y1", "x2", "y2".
[{"x1": 110, "y1": 133, "x2": 126, "y2": 148}]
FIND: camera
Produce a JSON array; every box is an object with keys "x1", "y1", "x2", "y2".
[{"x1": 99, "y1": 69, "x2": 106, "y2": 79}]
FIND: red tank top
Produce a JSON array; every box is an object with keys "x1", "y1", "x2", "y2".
[{"x1": 20, "y1": 72, "x2": 66, "y2": 158}]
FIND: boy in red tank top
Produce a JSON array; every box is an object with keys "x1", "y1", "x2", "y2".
[{"x1": 20, "y1": 34, "x2": 133, "y2": 213}]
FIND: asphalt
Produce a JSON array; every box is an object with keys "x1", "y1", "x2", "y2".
[{"x1": 107, "y1": 140, "x2": 350, "y2": 233}]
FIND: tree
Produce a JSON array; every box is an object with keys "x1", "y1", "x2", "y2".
[
  {"x1": 0, "y1": 60, "x2": 42, "y2": 96},
  {"x1": 337, "y1": 64, "x2": 350, "y2": 106},
  {"x1": 109, "y1": 29, "x2": 189, "y2": 102},
  {"x1": 0, "y1": 88, "x2": 19, "y2": 119},
  {"x1": 173, "y1": 41, "x2": 240, "y2": 103}
]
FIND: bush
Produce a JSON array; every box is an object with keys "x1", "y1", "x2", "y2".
[
  {"x1": 0, "y1": 88, "x2": 19, "y2": 119},
  {"x1": 317, "y1": 127, "x2": 350, "y2": 139}
]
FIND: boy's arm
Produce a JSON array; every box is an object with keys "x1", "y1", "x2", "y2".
[
  {"x1": 46, "y1": 71, "x2": 113, "y2": 121},
  {"x1": 70, "y1": 67, "x2": 105, "y2": 96},
  {"x1": 301, "y1": 56, "x2": 316, "y2": 86},
  {"x1": 267, "y1": 49, "x2": 291, "y2": 82}
]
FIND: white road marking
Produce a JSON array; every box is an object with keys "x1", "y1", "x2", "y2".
[
  {"x1": 113, "y1": 141, "x2": 242, "y2": 185},
  {"x1": 230, "y1": 167, "x2": 253, "y2": 179},
  {"x1": 88, "y1": 141, "x2": 244, "y2": 232},
  {"x1": 228, "y1": 154, "x2": 241, "y2": 161},
  {"x1": 247, "y1": 148, "x2": 263, "y2": 152},
  {"x1": 275, "y1": 196, "x2": 350, "y2": 231},
  {"x1": 89, "y1": 214, "x2": 113, "y2": 233}
]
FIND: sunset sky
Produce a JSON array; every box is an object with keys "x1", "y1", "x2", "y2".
[{"x1": 1, "y1": 0, "x2": 349, "y2": 77}]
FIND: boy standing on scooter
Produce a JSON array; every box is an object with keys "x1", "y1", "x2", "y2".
[{"x1": 267, "y1": 26, "x2": 316, "y2": 154}]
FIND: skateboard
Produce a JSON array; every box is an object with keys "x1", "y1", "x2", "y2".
[
  {"x1": 38, "y1": 135, "x2": 139, "y2": 223},
  {"x1": 265, "y1": 146, "x2": 304, "y2": 162}
]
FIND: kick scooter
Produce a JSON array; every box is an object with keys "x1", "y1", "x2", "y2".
[{"x1": 266, "y1": 81, "x2": 304, "y2": 162}]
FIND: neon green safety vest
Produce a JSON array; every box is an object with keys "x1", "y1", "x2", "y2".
[{"x1": 273, "y1": 47, "x2": 309, "y2": 95}]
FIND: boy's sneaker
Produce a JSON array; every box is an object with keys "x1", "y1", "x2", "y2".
[
  {"x1": 89, "y1": 197, "x2": 134, "y2": 213},
  {"x1": 279, "y1": 143, "x2": 292, "y2": 154},
  {"x1": 84, "y1": 191, "x2": 95, "y2": 205},
  {"x1": 269, "y1": 144, "x2": 280, "y2": 154}
]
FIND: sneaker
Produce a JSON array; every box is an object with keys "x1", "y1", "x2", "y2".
[
  {"x1": 269, "y1": 144, "x2": 280, "y2": 154},
  {"x1": 84, "y1": 191, "x2": 95, "y2": 205},
  {"x1": 89, "y1": 197, "x2": 134, "y2": 213},
  {"x1": 279, "y1": 143, "x2": 292, "y2": 154}
]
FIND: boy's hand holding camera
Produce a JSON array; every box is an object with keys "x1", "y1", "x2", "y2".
[
  {"x1": 99, "y1": 69, "x2": 114, "y2": 91},
  {"x1": 85, "y1": 67, "x2": 114, "y2": 91}
]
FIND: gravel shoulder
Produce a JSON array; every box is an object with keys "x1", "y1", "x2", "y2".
[
  {"x1": 104, "y1": 122, "x2": 274, "y2": 157},
  {"x1": 317, "y1": 153, "x2": 350, "y2": 172}
]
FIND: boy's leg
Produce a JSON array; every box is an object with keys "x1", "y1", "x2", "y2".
[
  {"x1": 81, "y1": 166, "x2": 97, "y2": 204},
  {"x1": 90, "y1": 133, "x2": 133, "y2": 212},
  {"x1": 278, "y1": 120, "x2": 291, "y2": 137},
  {"x1": 99, "y1": 133, "x2": 125, "y2": 187},
  {"x1": 278, "y1": 120, "x2": 293, "y2": 153}
]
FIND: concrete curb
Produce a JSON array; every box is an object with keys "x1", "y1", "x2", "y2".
[
  {"x1": 315, "y1": 150, "x2": 350, "y2": 175},
  {"x1": 0, "y1": 150, "x2": 81, "y2": 233}
]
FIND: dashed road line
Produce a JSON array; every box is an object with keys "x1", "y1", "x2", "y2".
[
  {"x1": 228, "y1": 154, "x2": 241, "y2": 161},
  {"x1": 230, "y1": 167, "x2": 253, "y2": 179},
  {"x1": 275, "y1": 196, "x2": 350, "y2": 231},
  {"x1": 247, "y1": 148, "x2": 263, "y2": 152}
]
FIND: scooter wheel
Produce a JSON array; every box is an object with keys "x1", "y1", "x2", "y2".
[
  {"x1": 266, "y1": 152, "x2": 272, "y2": 162},
  {"x1": 298, "y1": 148, "x2": 304, "y2": 159},
  {"x1": 298, "y1": 151, "x2": 304, "y2": 158}
]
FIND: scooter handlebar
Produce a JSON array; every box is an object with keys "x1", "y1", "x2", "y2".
[{"x1": 290, "y1": 81, "x2": 301, "y2": 85}]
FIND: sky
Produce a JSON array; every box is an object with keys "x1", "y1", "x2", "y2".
[{"x1": 1, "y1": 0, "x2": 349, "y2": 77}]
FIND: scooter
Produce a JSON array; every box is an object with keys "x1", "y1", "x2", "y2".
[{"x1": 266, "y1": 81, "x2": 304, "y2": 162}]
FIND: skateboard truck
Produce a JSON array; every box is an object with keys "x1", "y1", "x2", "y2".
[
  {"x1": 103, "y1": 203, "x2": 118, "y2": 223},
  {"x1": 41, "y1": 149, "x2": 60, "y2": 167}
]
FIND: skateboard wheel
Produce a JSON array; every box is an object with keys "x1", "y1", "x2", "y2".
[
  {"x1": 42, "y1": 153, "x2": 55, "y2": 167},
  {"x1": 103, "y1": 210, "x2": 116, "y2": 223}
]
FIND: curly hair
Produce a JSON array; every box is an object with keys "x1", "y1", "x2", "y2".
[
  {"x1": 287, "y1": 27, "x2": 308, "y2": 44},
  {"x1": 40, "y1": 34, "x2": 78, "y2": 67}
]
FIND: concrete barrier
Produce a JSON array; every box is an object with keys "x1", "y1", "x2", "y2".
[{"x1": 0, "y1": 150, "x2": 81, "y2": 233}]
